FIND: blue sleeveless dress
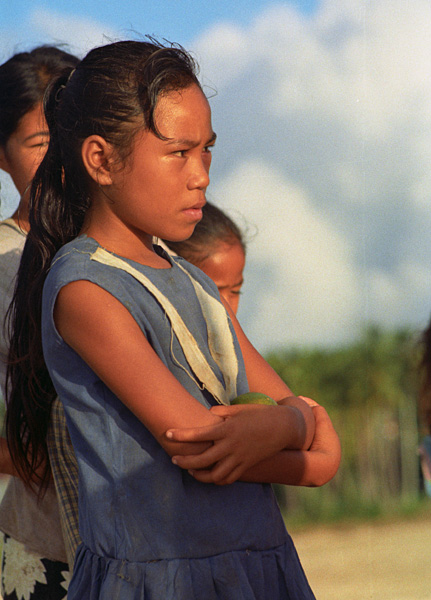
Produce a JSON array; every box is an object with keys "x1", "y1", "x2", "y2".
[{"x1": 42, "y1": 236, "x2": 315, "y2": 600}]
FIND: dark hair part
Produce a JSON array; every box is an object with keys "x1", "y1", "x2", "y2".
[
  {"x1": 0, "y1": 45, "x2": 78, "y2": 147},
  {"x1": 164, "y1": 201, "x2": 245, "y2": 265},
  {"x1": 6, "y1": 39, "x2": 201, "y2": 491}
]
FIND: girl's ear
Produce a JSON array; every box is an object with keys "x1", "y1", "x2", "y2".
[{"x1": 81, "y1": 135, "x2": 115, "y2": 186}]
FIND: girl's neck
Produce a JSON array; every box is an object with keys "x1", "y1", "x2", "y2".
[
  {"x1": 82, "y1": 223, "x2": 171, "y2": 269},
  {"x1": 81, "y1": 196, "x2": 170, "y2": 268}
]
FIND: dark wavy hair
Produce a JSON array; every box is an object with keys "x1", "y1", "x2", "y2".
[
  {"x1": 164, "y1": 201, "x2": 245, "y2": 265},
  {"x1": 0, "y1": 45, "x2": 78, "y2": 147},
  {"x1": 6, "y1": 39, "x2": 201, "y2": 491}
]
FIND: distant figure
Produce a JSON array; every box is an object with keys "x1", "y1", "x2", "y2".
[
  {"x1": 418, "y1": 434, "x2": 431, "y2": 497},
  {"x1": 419, "y1": 322, "x2": 431, "y2": 496}
]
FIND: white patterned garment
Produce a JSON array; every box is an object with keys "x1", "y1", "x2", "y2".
[
  {"x1": 1, "y1": 535, "x2": 69, "y2": 600},
  {"x1": 2, "y1": 536, "x2": 47, "y2": 600}
]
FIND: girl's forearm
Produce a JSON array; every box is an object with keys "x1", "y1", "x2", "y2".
[
  {"x1": 240, "y1": 406, "x2": 341, "y2": 487},
  {"x1": 238, "y1": 445, "x2": 340, "y2": 487}
]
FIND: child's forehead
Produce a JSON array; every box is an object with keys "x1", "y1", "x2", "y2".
[{"x1": 154, "y1": 85, "x2": 212, "y2": 129}]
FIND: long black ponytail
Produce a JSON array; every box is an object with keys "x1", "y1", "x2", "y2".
[
  {"x1": 6, "y1": 68, "x2": 84, "y2": 490},
  {"x1": 6, "y1": 39, "x2": 201, "y2": 490}
]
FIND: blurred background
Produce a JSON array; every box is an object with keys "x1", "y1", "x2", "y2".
[{"x1": 1, "y1": 1, "x2": 431, "y2": 597}]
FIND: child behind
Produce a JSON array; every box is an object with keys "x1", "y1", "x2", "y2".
[
  {"x1": 7, "y1": 39, "x2": 340, "y2": 599},
  {"x1": 0, "y1": 44, "x2": 78, "y2": 598},
  {"x1": 164, "y1": 201, "x2": 246, "y2": 314}
]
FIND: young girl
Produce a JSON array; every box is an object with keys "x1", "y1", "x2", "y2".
[
  {"x1": 47, "y1": 202, "x2": 340, "y2": 576},
  {"x1": 0, "y1": 45, "x2": 78, "y2": 598},
  {"x1": 165, "y1": 201, "x2": 246, "y2": 314},
  {"x1": 7, "y1": 40, "x2": 340, "y2": 598}
]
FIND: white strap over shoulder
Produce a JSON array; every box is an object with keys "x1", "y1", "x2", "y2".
[
  {"x1": 90, "y1": 247, "x2": 238, "y2": 405},
  {"x1": 174, "y1": 260, "x2": 238, "y2": 401}
]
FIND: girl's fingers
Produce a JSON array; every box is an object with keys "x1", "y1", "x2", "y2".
[
  {"x1": 172, "y1": 444, "x2": 226, "y2": 470},
  {"x1": 165, "y1": 405, "x2": 250, "y2": 442},
  {"x1": 172, "y1": 444, "x2": 250, "y2": 484},
  {"x1": 298, "y1": 395, "x2": 320, "y2": 408},
  {"x1": 188, "y1": 460, "x2": 245, "y2": 486},
  {"x1": 166, "y1": 421, "x2": 227, "y2": 443}
]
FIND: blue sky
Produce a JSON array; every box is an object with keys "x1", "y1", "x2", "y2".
[
  {"x1": 1, "y1": 1, "x2": 318, "y2": 56},
  {"x1": 2, "y1": 0, "x2": 431, "y2": 353}
]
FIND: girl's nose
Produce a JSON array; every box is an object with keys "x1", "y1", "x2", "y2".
[{"x1": 188, "y1": 159, "x2": 210, "y2": 190}]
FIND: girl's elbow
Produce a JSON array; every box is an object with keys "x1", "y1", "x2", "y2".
[
  {"x1": 307, "y1": 467, "x2": 338, "y2": 488},
  {"x1": 306, "y1": 451, "x2": 342, "y2": 487}
]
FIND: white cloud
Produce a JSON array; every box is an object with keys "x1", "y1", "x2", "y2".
[
  {"x1": 367, "y1": 259, "x2": 431, "y2": 333},
  {"x1": 212, "y1": 161, "x2": 361, "y2": 350},
  {"x1": 2, "y1": 1, "x2": 431, "y2": 351},
  {"x1": 193, "y1": 0, "x2": 431, "y2": 350},
  {"x1": 194, "y1": 23, "x2": 250, "y2": 90},
  {"x1": 29, "y1": 8, "x2": 119, "y2": 56},
  {"x1": 259, "y1": 1, "x2": 431, "y2": 140}
]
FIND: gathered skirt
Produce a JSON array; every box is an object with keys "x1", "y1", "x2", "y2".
[{"x1": 69, "y1": 536, "x2": 315, "y2": 600}]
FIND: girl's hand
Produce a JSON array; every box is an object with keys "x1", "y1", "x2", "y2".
[
  {"x1": 167, "y1": 402, "x2": 306, "y2": 485},
  {"x1": 168, "y1": 400, "x2": 341, "y2": 487}
]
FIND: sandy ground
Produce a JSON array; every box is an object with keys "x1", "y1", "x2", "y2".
[{"x1": 291, "y1": 517, "x2": 431, "y2": 600}]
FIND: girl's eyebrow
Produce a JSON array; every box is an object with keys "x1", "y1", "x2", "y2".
[
  {"x1": 23, "y1": 131, "x2": 50, "y2": 143},
  {"x1": 166, "y1": 131, "x2": 217, "y2": 148},
  {"x1": 218, "y1": 278, "x2": 244, "y2": 291},
  {"x1": 207, "y1": 132, "x2": 217, "y2": 144}
]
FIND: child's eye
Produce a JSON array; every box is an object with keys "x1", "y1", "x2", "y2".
[{"x1": 30, "y1": 139, "x2": 49, "y2": 149}]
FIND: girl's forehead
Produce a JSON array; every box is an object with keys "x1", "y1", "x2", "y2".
[
  {"x1": 13, "y1": 103, "x2": 47, "y2": 142},
  {"x1": 154, "y1": 85, "x2": 212, "y2": 128}
]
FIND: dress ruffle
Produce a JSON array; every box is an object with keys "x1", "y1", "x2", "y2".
[{"x1": 70, "y1": 537, "x2": 315, "y2": 600}]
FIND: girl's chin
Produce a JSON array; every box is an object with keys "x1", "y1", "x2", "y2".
[{"x1": 163, "y1": 224, "x2": 199, "y2": 243}]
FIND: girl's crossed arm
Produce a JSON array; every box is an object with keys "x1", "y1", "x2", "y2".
[
  {"x1": 169, "y1": 403, "x2": 341, "y2": 487},
  {"x1": 53, "y1": 280, "x2": 317, "y2": 479},
  {"x1": 54, "y1": 279, "x2": 222, "y2": 458},
  {"x1": 167, "y1": 299, "x2": 341, "y2": 486}
]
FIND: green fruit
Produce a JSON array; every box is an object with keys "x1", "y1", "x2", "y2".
[{"x1": 230, "y1": 392, "x2": 277, "y2": 406}]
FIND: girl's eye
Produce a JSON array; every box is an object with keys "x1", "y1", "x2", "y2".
[{"x1": 30, "y1": 140, "x2": 49, "y2": 149}]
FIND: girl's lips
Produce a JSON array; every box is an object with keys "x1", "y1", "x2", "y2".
[
  {"x1": 182, "y1": 201, "x2": 205, "y2": 220},
  {"x1": 182, "y1": 207, "x2": 203, "y2": 221}
]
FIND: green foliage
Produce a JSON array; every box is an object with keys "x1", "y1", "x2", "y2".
[{"x1": 266, "y1": 326, "x2": 425, "y2": 527}]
